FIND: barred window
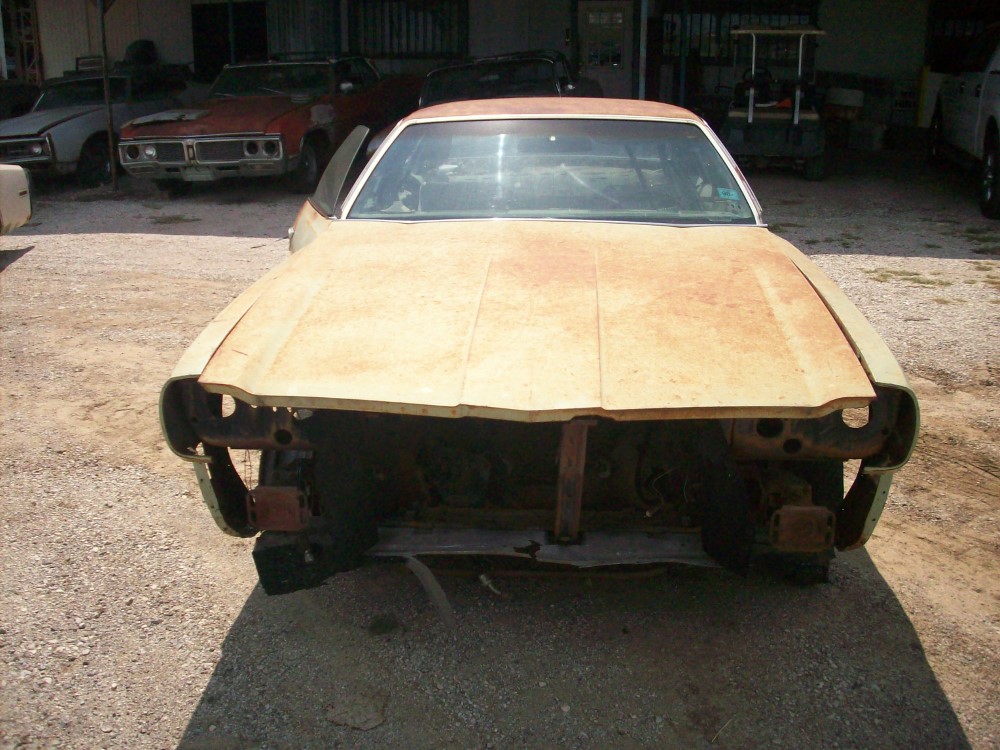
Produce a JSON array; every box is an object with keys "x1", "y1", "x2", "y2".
[
  {"x1": 661, "y1": 0, "x2": 819, "y2": 65},
  {"x1": 350, "y1": 0, "x2": 468, "y2": 59}
]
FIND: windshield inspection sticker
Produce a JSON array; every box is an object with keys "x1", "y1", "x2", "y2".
[{"x1": 717, "y1": 187, "x2": 740, "y2": 201}]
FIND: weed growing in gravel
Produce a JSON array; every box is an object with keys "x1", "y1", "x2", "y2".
[
  {"x1": 924, "y1": 242, "x2": 942, "y2": 249},
  {"x1": 865, "y1": 268, "x2": 953, "y2": 286},
  {"x1": 150, "y1": 215, "x2": 201, "y2": 225},
  {"x1": 932, "y1": 297, "x2": 957, "y2": 304}
]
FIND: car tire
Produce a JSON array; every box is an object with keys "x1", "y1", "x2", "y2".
[
  {"x1": 980, "y1": 133, "x2": 1000, "y2": 220},
  {"x1": 928, "y1": 105, "x2": 945, "y2": 166},
  {"x1": 803, "y1": 154, "x2": 825, "y2": 181},
  {"x1": 154, "y1": 180, "x2": 192, "y2": 199},
  {"x1": 76, "y1": 138, "x2": 112, "y2": 188},
  {"x1": 289, "y1": 138, "x2": 322, "y2": 193}
]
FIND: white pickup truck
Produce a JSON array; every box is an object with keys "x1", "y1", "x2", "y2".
[{"x1": 930, "y1": 23, "x2": 1000, "y2": 219}]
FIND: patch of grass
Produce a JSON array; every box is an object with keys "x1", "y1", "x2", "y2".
[
  {"x1": 973, "y1": 245, "x2": 1000, "y2": 256},
  {"x1": 932, "y1": 297, "x2": 957, "y2": 304},
  {"x1": 923, "y1": 242, "x2": 942, "y2": 249},
  {"x1": 959, "y1": 227, "x2": 1000, "y2": 245},
  {"x1": 840, "y1": 232, "x2": 863, "y2": 241},
  {"x1": 150, "y1": 214, "x2": 201, "y2": 225},
  {"x1": 865, "y1": 268, "x2": 951, "y2": 286},
  {"x1": 803, "y1": 238, "x2": 821, "y2": 245}
]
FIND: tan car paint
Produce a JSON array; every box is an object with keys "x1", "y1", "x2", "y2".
[{"x1": 183, "y1": 220, "x2": 876, "y2": 422}]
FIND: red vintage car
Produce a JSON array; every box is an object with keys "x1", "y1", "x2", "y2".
[{"x1": 118, "y1": 57, "x2": 418, "y2": 196}]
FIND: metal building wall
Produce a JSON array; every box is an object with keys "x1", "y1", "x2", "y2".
[
  {"x1": 267, "y1": 0, "x2": 341, "y2": 58},
  {"x1": 35, "y1": 0, "x2": 91, "y2": 78},
  {"x1": 35, "y1": 0, "x2": 193, "y2": 80}
]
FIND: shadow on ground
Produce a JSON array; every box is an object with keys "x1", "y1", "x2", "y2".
[
  {"x1": 176, "y1": 550, "x2": 968, "y2": 750},
  {"x1": 0, "y1": 244, "x2": 34, "y2": 272}
]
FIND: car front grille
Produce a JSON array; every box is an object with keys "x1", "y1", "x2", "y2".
[
  {"x1": 153, "y1": 141, "x2": 185, "y2": 163},
  {"x1": 195, "y1": 140, "x2": 246, "y2": 162},
  {"x1": 0, "y1": 138, "x2": 49, "y2": 162}
]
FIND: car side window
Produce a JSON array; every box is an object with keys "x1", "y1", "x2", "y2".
[
  {"x1": 335, "y1": 59, "x2": 378, "y2": 94},
  {"x1": 354, "y1": 59, "x2": 380, "y2": 89},
  {"x1": 961, "y1": 27, "x2": 1000, "y2": 73}
]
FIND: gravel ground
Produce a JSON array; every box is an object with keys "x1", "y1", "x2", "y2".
[{"x1": 1, "y1": 144, "x2": 998, "y2": 750}]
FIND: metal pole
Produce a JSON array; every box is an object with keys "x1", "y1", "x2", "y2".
[
  {"x1": 99, "y1": 0, "x2": 118, "y2": 191},
  {"x1": 228, "y1": 0, "x2": 236, "y2": 64},
  {"x1": 0, "y1": 9, "x2": 8, "y2": 79},
  {"x1": 794, "y1": 33, "x2": 804, "y2": 126},
  {"x1": 677, "y1": 1, "x2": 688, "y2": 106},
  {"x1": 638, "y1": 0, "x2": 648, "y2": 100}
]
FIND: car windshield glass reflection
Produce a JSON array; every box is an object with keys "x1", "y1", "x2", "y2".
[
  {"x1": 210, "y1": 64, "x2": 330, "y2": 98},
  {"x1": 35, "y1": 78, "x2": 127, "y2": 110},
  {"x1": 348, "y1": 119, "x2": 755, "y2": 225}
]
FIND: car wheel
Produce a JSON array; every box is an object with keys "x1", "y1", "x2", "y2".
[
  {"x1": 928, "y1": 105, "x2": 944, "y2": 166},
  {"x1": 76, "y1": 138, "x2": 112, "y2": 188},
  {"x1": 980, "y1": 134, "x2": 1000, "y2": 220},
  {"x1": 290, "y1": 138, "x2": 321, "y2": 193},
  {"x1": 803, "y1": 154, "x2": 825, "y2": 181},
  {"x1": 154, "y1": 180, "x2": 192, "y2": 199}
]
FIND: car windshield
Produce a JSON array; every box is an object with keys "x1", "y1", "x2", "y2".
[
  {"x1": 34, "y1": 78, "x2": 127, "y2": 110},
  {"x1": 210, "y1": 64, "x2": 330, "y2": 97},
  {"x1": 421, "y1": 60, "x2": 557, "y2": 107},
  {"x1": 348, "y1": 118, "x2": 756, "y2": 225}
]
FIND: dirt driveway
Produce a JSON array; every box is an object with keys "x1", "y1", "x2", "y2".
[{"x1": 1, "y1": 147, "x2": 997, "y2": 750}]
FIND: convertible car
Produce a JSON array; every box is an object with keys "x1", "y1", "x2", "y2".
[{"x1": 161, "y1": 98, "x2": 918, "y2": 595}]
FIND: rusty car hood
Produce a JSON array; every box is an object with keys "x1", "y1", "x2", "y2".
[
  {"x1": 189, "y1": 221, "x2": 876, "y2": 421},
  {"x1": 121, "y1": 96, "x2": 314, "y2": 137}
]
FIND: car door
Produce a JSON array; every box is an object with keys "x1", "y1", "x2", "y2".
[
  {"x1": 950, "y1": 26, "x2": 1000, "y2": 156},
  {"x1": 976, "y1": 33, "x2": 1000, "y2": 159}
]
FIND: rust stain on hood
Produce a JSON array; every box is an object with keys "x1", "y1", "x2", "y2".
[{"x1": 196, "y1": 220, "x2": 875, "y2": 421}]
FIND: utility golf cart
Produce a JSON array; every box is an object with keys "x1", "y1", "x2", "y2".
[{"x1": 719, "y1": 25, "x2": 826, "y2": 180}]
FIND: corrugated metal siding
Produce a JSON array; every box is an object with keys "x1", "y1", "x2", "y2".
[
  {"x1": 37, "y1": 0, "x2": 192, "y2": 81},
  {"x1": 267, "y1": 0, "x2": 341, "y2": 58},
  {"x1": 90, "y1": 0, "x2": 141, "y2": 62},
  {"x1": 36, "y1": 0, "x2": 92, "y2": 78}
]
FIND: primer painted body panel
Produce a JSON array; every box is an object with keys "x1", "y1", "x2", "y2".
[{"x1": 193, "y1": 220, "x2": 875, "y2": 421}]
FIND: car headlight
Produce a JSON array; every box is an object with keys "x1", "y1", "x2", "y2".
[
  {"x1": 143, "y1": 144, "x2": 157, "y2": 159},
  {"x1": 30, "y1": 142, "x2": 44, "y2": 156}
]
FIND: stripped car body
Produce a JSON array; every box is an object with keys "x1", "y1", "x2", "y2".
[
  {"x1": 117, "y1": 58, "x2": 419, "y2": 192},
  {"x1": 161, "y1": 98, "x2": 918, "y2": 594}
]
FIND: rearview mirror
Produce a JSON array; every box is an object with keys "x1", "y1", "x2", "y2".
[{"x1": 0, "y1": 165, "x2": 31, "y2": 235}]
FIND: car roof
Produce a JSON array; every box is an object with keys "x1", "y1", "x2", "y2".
[
  {"x1": 402, "y1": 96, "x2": 702, "y2": 123},
  {"x1": 477, "y1": 49, "x2": 567, "y2": 64}
]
